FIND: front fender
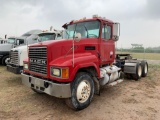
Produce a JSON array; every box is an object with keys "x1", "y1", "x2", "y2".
[
  {"x1": 49, "y1": 54, "x2": 99, "y2": 82},
  {"x1": 19, "y1": 48, "x2": 28, "y2": 66},
  {"x1": 70, "y1": 62, "x2": 100, "y2": 81}
]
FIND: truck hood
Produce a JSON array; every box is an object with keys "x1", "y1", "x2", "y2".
[
  {"x1": 29, "y1": 38, "x2": 99, "y2": 64},
  {"x1": 11, "y1": 45, "x2": 27, "y2": 51},
  {"x1": 29, "y1": 39, "x2": 67, "y2": 47},
  {"x1": 0, "y1": 44, "x2": 13, "y2": 51}
]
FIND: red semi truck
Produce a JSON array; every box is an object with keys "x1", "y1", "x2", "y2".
[{"x1": 22, "y1": 15, "x2": 148, "y2": 110}]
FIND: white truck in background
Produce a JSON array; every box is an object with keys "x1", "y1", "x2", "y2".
[
  {"x1": 0, "y1": 37, "x2": 18, "y2": 65},
  {"x1": 0, "y1": 38, "x2": 7, "y2": 44},
  {"x1": 7, "y1": 30, "x2": 62, "y2": 74},
  {"x1": 0, "y1": 30, "x2": 42, "y2": 65}
]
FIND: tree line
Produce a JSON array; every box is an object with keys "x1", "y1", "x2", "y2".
[{"x1": 117, "y1": 46, "x2": 160, "y2": 53}]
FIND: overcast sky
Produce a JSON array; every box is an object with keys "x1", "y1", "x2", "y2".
[{"x1": 0, "y1": 0, "x2": 160, "y2": 48}]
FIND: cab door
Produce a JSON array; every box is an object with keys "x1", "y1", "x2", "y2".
[{"x1": 100, "y1": 23, "x2": 115, "y2": 65}]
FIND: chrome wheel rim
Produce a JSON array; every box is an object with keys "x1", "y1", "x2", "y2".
[
  {"x1": 5, "y1": 58, "x2": 9, "y2": 65},
  {"x1": 77, "y1": 80, "x2": 91, "y2": 103},
  {"x1": 138, "y1": 65, "x2": 142, "y2": 77},
  {"x1": 144, "y1": 64, "x2": 148, "y2": 74}
]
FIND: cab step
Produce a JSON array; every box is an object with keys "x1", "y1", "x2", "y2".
[{"x1": 108, "y1": 79, "x2": 123, "y2": 86}]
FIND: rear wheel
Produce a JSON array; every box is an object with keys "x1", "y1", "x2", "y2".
[
  {"x1": 141, "y1": 61, "x2": 148, "y2": 77},
  {"x1": 65, "y1": 72, "x2": 94, "y2": 110},
  {"x1": 132, "y1": 63, "x2": 142, "y2": 80}
]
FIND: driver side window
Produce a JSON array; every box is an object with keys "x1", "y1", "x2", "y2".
[{"x1": 102, "y1": 24, "x2": 111, "y2": 40}]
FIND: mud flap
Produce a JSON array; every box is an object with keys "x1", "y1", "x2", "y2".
[{"x1": 124, "y1": 60, "x2": 141, "y2": 74}]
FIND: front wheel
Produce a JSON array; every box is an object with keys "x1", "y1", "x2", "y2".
[
  {"x1": 2, "y1": 56, "x2": 9, "y2": 65},
  {"x1": 65, "y1": 72, "x2": 94, "y2": 110}
]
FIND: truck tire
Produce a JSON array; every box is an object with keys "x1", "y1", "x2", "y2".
[
  {"x1": 2, "y1": 55, "x2": 9, "y2": 65},
  {"x1": 65, "y1": 72, "x2": 94, "y2": 110},
  {"x1": 31, "y1": 88, "x2": 43, "y2": 94},
  {"x1": 132, "y1": 62, "x2": 142, "y2": 81},
  {"x1": 141, "y1": 61, "x2": 148, "y2": 77}
]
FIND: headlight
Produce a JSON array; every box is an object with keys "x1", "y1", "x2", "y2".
[
  {"x1": 23, "y1": 63, "x2": 28, "y2": 69},
  {"x1": 51, "y1": 67, "x2": 69, "y2": 78},
  {"x1": 52, "y1": 68, "x2": 61, "y2": 77}
]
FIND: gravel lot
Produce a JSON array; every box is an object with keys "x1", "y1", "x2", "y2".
[{"x1": 0, "y1": 63, "x2": 160, "y2": 120}]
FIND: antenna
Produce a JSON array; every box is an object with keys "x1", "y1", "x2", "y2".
[
  {"x1": 72, "y1": 38, "x2": 74, "y2": 67},
  {"x1": 27, "y1": 38, "x2": 29, "y2": 57},
  {"x1": 26, "y1": 36, "x2": 29, "y2": 62},
  {"x1": 50, "y1": 26, "x2": 53, "y2": 31},
  {"x1": 5, "y1": 34, "x2": 7, "y2": 39},
  {"x1": 115, "y1": 42, "x2": 117, "y2": 54},
  {"x1": 72, "y1": 24, "x2": 77, "y2": 67}
]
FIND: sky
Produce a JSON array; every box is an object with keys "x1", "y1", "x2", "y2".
[{"x1": 0, "y1": 0, "x2": 160, "y2": 48}]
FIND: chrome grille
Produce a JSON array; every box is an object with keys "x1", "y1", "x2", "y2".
[
  {"x1": 10, "y1": 50, "x2": 19, "y2": 65},
  {"x1": 29, "y1": 47, "x2": 47, "y2": 75}
]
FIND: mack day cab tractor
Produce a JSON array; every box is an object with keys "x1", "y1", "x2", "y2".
[
  {"x1": 7, "y1": 30, "x2": 62, "y2": 74},
  {"x1": 22, "y1": 15, "x2": 148, "y2": 110}
]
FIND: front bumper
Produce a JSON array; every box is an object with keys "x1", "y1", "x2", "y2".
[
  {"x1": 21, "y1": 73, "x2": 71, "y2": 98},
  {"x1": 7, "y1": 65, "x2": 22, "y2": 74}
]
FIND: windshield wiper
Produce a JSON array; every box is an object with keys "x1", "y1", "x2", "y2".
[
  {"x1": 83, "y1": 25, "x2": 89, "y2": 38},
  {"x1": 65, "y1": 31, "x2": 70, "y2": 39},
  {"x1": 73, "y1": 24, "x2": 78, "y2": 39}
]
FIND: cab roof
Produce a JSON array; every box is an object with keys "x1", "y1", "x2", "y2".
[
  {"x1": 38, "y1": 30, "x2": 62, "y2": 35},
  {"x1": 62, "y1": 16, "x2": 114, "y2": 28}
]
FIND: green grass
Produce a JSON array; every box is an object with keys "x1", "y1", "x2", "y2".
[
  {"x1": 149, "y1": 64, "x2": 160, "y2": 68},
  {"x1": 116, "y1": 52, "x2": 160, "y2": 60}
]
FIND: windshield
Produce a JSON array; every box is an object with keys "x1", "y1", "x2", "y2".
[
  {"x1": 64, "y1": 21, "x2": 100, "y2": 39},
  {"x1": 7, "y1": 38, "x2": 15, "y2": 44},
  {"x1": 38, "y1": 33, "x2": 56, "y2": 41}
]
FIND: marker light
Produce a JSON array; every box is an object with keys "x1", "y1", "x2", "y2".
[{"x1": 62, "y1": 68, "x2": 69, "y2": 79}]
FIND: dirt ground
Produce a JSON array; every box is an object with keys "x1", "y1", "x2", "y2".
[{"x1": 0, "y1": 64, "x2": 160, "y2": 120}]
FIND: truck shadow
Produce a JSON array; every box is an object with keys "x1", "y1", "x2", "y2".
[{"x1": 24, "y1": 82, "x2": 123, "y2": 117}]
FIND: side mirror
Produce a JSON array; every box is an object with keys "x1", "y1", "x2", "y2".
[
  {"x1": 16, "y1": 40, "x2": 20, "y2": 45},
  {"x1": 113, "y1": 23, "x2": 120, "y2": 41},
  {"x1": 74, "y1": 33, "x2": 81, "y2": 42}
]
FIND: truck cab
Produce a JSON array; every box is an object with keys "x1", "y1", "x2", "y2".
[
  {"x1": 7, "y1": 30, "x2": 62, "y2": 74},
  {"x1": 21, "y1": 15, "x2": 148, "y2": 110},
  {"x1": 0, "y1": 37, "x2": 17, "y2": 65},
  {"x1": 0, "y1": 38, "x2": 7, "y2": 44}
]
